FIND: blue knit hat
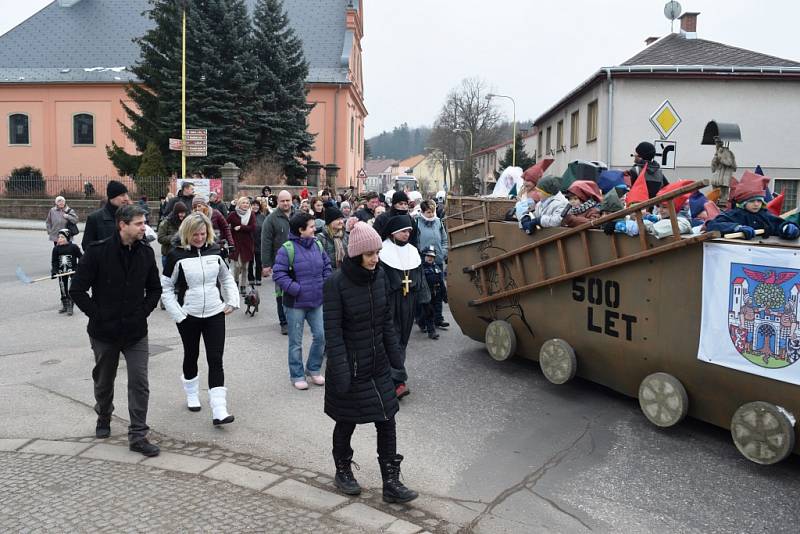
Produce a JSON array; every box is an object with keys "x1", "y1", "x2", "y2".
[
  {"x1": 597, "y1": 170, "x2": 626, "y2": 194},
  {"x1": 688, "y1": 191, "x2": 709, "y2": 218}
]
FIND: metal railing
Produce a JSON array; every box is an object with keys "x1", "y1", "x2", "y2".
[{"x1": 0, "y1": 175, "x2": 175, "y2": 200}]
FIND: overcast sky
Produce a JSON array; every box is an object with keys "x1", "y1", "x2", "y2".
[{"x1": 3, "y1": 0, "x2": 798, "y2": 138}]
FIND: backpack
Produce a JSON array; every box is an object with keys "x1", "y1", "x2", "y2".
[{"x1": 275, "y1": 239, "x2": 324, "y2": 297}]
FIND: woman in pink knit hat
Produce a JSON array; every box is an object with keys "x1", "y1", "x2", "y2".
[{"x1": 322, "y1": 222, "x2": 418, "y2": 504}]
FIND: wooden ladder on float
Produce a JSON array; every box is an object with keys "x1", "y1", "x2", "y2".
[
  {"x1": 460, "y1": 181, "x2": 720, "y2": 307},
  {"x1": 445, "y1": 196, "x2": 495, "y2": 250}
]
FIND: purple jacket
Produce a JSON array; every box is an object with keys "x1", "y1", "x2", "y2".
[{"x1": 273, "y1": 233, "x2": 332, "y2": 309}]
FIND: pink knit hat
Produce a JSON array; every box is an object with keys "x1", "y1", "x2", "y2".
[{"x1": 348, "y1": 222, "x2": 383, "y2": 257}]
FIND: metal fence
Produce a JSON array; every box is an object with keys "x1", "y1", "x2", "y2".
[{"x1": 0, "y1": 175, "x2": 176, "y2": 200}]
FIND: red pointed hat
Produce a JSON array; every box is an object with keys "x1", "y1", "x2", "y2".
[
  {"x1": 656, "y1": 180, "x2": 695, "y2": 211},
  {"x1": 567, "y1": 180, "x2": 602, "y2": 203},
  {"x1": 730, "y1": 170, "x2": 770, "y2": 203},
  {"x1": 522, "y1": 157, "x2": 554, "y2": 184}
]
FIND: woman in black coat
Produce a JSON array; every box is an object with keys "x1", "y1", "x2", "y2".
[{"x1": 323, "y1": 222, "x2": 418, "y2": 504}]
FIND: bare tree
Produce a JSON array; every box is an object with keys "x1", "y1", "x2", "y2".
[{"x1": 428, "y1": 78, "x2": 504, "y2": 194}]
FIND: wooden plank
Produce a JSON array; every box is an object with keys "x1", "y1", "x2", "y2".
[
  {"x1": 535, "y1": 248, "x2": 546, "y2": 281},
  {"x1": 447, "y1": 219, "x2": 485, "y2": 234},
  {"x1": 514, "y1": 255, "x2": 527, "y2": 285},
  {"x1": 497, "y1": 261, "x2": 506, "y2": 290},
  {"x1": 469, "y1": 232, "x2": 719, "y2": 306},
  {"x1": 633, "y1": 211, "x2": 648, "y2": 251},
  {"x1": 451, "y1": 235, "x2": 494, "y2": 250},
  {"x1": 580, "y1": 232, "x2": 592, "y2": 266},
  {"x1": 482, "y1": 204, "x2": 491, "y2": 241},
  {"x1": 463, "y1": 181, "x2": 707, "y2": 272},
  {"x1": 478, "y1": 267, "x2": 488, "y2": 296},
  {"x1": 609, "y1": 233, "x2": 619, "y2": 259},
  {"x1": 666, "y1": 201, "x2": 681, "y2": 241},
  {"x1": 556, "y1": 240, "x2": 568, "y2": 274}
]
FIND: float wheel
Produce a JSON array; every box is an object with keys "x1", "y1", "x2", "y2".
[
  {"x1": 638, "y1": 373, "x2": 689, "y2": 428},
  {"x1": 485, "y1": 320, "x2": 516, "y2": 361},
  {"x1": 730, "y1": 401, "x2": 795, "y2": 465},
  {"x1": 539, "y1": 339, "x2": 577, "y2": 385}
]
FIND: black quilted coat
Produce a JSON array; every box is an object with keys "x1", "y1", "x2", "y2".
[{"x1": 323, "y1": 257, "x2": 403, "y2": 424}]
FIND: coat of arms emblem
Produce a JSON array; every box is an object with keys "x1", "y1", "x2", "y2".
[{"x1": 728, "y1": 263, "x2": 800, "y2": 368}]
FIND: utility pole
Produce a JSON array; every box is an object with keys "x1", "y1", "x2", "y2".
[{"x1": 181, "y1": 1, "x2": 187, "y2": 179}]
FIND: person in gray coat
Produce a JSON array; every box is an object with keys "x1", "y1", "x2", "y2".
[{"x1": 261, "y1": 190, "x2": 293, "y2": 334}]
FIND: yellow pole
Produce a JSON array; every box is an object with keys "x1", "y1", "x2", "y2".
[{"x1": 181, "y1": 4, "x2": 187, "y2": 179}]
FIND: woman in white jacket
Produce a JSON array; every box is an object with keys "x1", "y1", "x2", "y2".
[{"x1": 161, "y1": 213, "x2": 240, "y2": 426}]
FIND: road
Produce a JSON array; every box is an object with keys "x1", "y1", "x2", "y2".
[{"x1": 1, "y1": 228, "x2": 799, "y2": 533}]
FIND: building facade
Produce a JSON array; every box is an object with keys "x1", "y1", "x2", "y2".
[
  {"x1": 0, "y1": 0, "x2": 367, "y2": 189},
  {"x1": 532, "y1": 13, "x2": 800, "y2": 210}
]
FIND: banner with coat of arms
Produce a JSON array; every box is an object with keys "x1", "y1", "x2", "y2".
[{"x1": 698, "y1": 243, "x2": 800, "y2": 385}]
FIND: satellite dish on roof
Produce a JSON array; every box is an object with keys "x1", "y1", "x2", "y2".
[{"x1": 664, "y1": 1, "x2": 682, "y2": 31}]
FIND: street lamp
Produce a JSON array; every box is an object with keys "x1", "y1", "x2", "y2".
[
  {"x1": 486, "y1": 93, "x2": 516, "y2": 167},
  {"x1": 453, "y1": 128, "x2": 475, "y2": 193}
]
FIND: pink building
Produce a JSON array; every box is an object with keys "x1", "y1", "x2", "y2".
[{"x1": 0, "y1": 0, "x2": 366, "y2": 190}]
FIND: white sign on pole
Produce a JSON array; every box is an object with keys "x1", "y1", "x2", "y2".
[
  {"x1": 654, "y1": 140, "x2": 677, "y2": 169},
  {"x1": 698, "y1": 243, "x2": 800, "y2": 385},
  {"x1": 169, "y1": 138, "x2": 183, "y2": 151}
]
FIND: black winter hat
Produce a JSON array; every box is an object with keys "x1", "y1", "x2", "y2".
[
  {"x1": 391, "y1": 191, "x2": 409, "y2": 206},
  {"x1": 324, "y1": 206, "x2": 344, "y2": 226},
  {"x1": 385, "y1": 214, "x2": 413, "y2": 236},
  {"x1": 106, "y1": 180, "x2": 128, "y2": 199},
  {"x1": 635, "y1": 142, "x2": 656, "y2": 162}
]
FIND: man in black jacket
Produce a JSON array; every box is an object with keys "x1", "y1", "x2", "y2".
[
  {"x1": 164, "y1": 181, "x2": 195, "y2": 215},
  {"x1": 81, "y1": 180, "x2": 130, "y2": 250},
  {"x1": 70, "y1": 205, "x2": 163, "y2": 457},
  {"x1": 354, "y1": 191, "x2": 380, "y2": 223}
]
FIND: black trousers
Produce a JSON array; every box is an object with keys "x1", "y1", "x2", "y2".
[
  {"x1": 332, "y1": 417, "x2": 397, "y2": 460},
  {"x1": 176, "y1": 312, "x2": 226, "y2": 388},
  {"x1": 58, "y1": 274, "x2": 72, "y2": 302},
  {"x1": 90, "y1": 335, "x2": 150, "y2": 442},
  {"x1": 249, "y1": 254, "x2": 262, "y2": 282}
]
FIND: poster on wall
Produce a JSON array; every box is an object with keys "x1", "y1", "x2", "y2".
[
  {"x1": 698, "y1": 243, "x2": 800, "y2": 385},
  {"x1": 177, "y1": 178, "x2": 215, "y2": 198}
]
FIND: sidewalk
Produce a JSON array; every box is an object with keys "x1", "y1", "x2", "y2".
[
  {"x1": 0, "y1": 218, "x2": 58, "y2": 231},
  {"x1": 1, "y1": 436, "x2": 437, "y2": 534}
]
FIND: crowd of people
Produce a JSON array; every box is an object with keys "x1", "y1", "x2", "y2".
[
  {"x1": 45, "y1": 179, "x2": 449, "y2": 503},
  {"x1": 508, "y1": 141, "x2": 800, "y2": 242}
]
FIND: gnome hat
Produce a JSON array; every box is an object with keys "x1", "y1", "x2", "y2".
[{"x1": 567, "y1": 180, "x2": 602, "y2": 203}]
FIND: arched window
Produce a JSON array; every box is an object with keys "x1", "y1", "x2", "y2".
[
  {"x1": 73, "y1": 113, "x2": 94, "y2": 145},
  {"x1": 9, "y1": 113, "x2": 29, "y2": 145}
]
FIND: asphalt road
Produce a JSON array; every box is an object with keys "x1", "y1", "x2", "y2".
[{"x1": 1, "y1": 228, "x2": 799, "y2": 533}]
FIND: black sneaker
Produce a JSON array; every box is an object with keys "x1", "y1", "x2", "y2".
[
  {"x1": 95, "y1": 419, "x2": 111, "y2": 439},
  {"x1": 436, "y1": 321, "x2": 450, "y2": 329},
  {"x1": 280, "y1": 324, "x2": 288, "y2": 335},
  {"x1": 129, "y1": 438, "x2": 160, "y2": 457},
  {"x1": 428, "y1": 331, "x2": 439, "y2": 340}
]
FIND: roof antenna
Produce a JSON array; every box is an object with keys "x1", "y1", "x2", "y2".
[{"x1": 664, "y1": 1, "x2": 682, "y2": 33}]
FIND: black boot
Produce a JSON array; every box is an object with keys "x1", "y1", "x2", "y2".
[
  {"x1": 66, "y1": 300, "x2": 74, "y2": 316},
  {"x1": 379, "y1": 454, "x2": 418, "y2": 503},
  {"x1": 58, "y1": 298, "x2": 68, "y2": 314},
  {"x1": 333, "y1": 453, "x2": 362, "y2": 495}
]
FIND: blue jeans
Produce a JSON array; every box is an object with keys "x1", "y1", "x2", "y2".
[{"x1": 284, "y1": 305, "x2": 325, "y2": 382}]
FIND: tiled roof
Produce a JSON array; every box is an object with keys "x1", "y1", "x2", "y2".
[
  {"x1": 0, "y1": 0, "x2": 352, "y2": 84},
  {"x1": 398, "y1": 154, "x2": 426, "y2": 170},
  {"x1": 622, "y1": 33, "x2": 800, "y2": 67},
  {"x1": 364, "y1": 158, "x2": 395, "y2": 176}
]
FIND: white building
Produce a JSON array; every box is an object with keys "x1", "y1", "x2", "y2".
[
  {"x1": 532, "y1": 12, "x2": 800, "y2": 211},
  {"x1": 474, "y1": 131, "x2": 538, "y2": 186}
]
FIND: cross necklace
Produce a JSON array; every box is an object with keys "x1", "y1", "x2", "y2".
[{"x1": 401, "y1": 270, "x2": 412, "y2": 296}]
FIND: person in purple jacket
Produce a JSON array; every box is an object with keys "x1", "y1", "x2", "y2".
[{"x1": 273, "y1": 212, "x2": 333, "y2": 390}]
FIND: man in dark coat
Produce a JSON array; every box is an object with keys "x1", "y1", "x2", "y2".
[
  {"x1": 354, "y1": 191, "x2": 380, "y2": 223},
  {"x1": 70, "y1": 205, "x2": 162, "y2": 457},
  {"x1": 379, "y1": 215, "x2": 429, "y2": 399},
  {"x1": 208, "y1": 191, "x2": 228, "y2": 217},
  {"x1": 164, "y1": 181, "x2": 195, "y2": 215},
  {"x1": 628, "y1": 141, "x2": 669, "y2": 199},
  {"x1": 323, "y1": 221, "x2": 418, "y2": 504},
  {"x1": 373, "y1": 191, "x2": 419, "y2": 246},
  {"x1": 261, "y1": 190, "x2": 294, "y2": 334},
  {"x1": 81, "y1": 180, "x2": 130, "y2": 250}
]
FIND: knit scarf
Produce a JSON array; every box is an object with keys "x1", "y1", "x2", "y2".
[
  {"x1": 420, "y1": 213, "x2": 437, "y2": 223},
  {"x1": 328, "y1": 226, "x2": 346, "y2": 267},
  {"x1": 236, "y1": 207, "x2": 251, "y2": 226},
  {"x1": 565, "y1": 198, "x2": 598, "y2": 216}
]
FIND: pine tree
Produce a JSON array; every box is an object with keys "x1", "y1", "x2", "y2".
[
  {"x1": 136, "y1": 141, "x2": 169, "y2": 198},
  {"x1": 252, "y1": 0, "x2": 315, "y2": 182},
  {"x1": 497, "y1": 132, "x2": 536, "y2": 174}
]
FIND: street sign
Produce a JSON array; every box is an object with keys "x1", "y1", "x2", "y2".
[
  {"x1": 655, "y1": 140, "x2": 677, "y2": 169},
  {"x1": 185, "y1": 128, "x2": 208, "y2": 157},
  {"x1": 357, "y1": 169, "x2": 367, "y2": 180},
  {"x1": 169, "y1": 138, "x2": 183, "y2": 151},
  {"x1": 649, "y1": 100, "x2": 682, "y2": 139}
]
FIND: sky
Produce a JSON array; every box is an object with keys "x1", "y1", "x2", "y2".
[{"x1": 2, "y1": 0, "x2": 799, "y2": 138}]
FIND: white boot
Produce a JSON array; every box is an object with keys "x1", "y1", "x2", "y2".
[
  {"x1": 208, "y1": 387, "x2": 234, "y2": 426},
  {"x1": 181, "y1": 375, "x2": 202, "y2": 412}
]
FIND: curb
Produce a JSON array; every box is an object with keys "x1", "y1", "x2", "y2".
[{"x1": 1, "y1": 437, "x2": 442, "y2": 534}]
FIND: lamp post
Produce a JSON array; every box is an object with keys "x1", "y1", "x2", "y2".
[
  {"x1": 453, "y1": 128, "x2": 474, "y2": 193},
  {"x1": 486, "y1": 93, "x2": 516, "y2": 167}
]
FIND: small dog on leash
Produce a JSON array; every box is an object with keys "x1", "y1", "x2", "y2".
[{"x1": 244, "y1": 285, "x2": 260, "y2": 317}]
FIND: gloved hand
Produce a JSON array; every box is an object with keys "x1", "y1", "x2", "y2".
[
  {"x1": 780, "y1": 223, "x2": 800, "y2": 240},
  {"x1": 602, "y1": 220, "x2": 617, "y2": 235},
  {"x1": 615, "y1": 220, "x2": 639, "y2": 236},
  {"x1": 520, "y1": 214, "x2": 537, "y2": 235},
  {"x1": 51, "y1": 272, "x2": 56, "y2": 279},
  {"x1": 644, "y1": 213, "x2": 659, "y2": 223},
  {"x1": 736, "y1": 225, "x2": 756, "y2": 239}
]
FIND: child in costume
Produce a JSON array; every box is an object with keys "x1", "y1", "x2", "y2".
[
  {"x1": 520, "y1": 175, "x2": 568, "y2": 234},
  {"x1": 51, "y1": 229, "x2": 82, "y2": 315},
  {"x1": 561, "y1": 180, "x2": 603, "y2": 227},
  {"x1": 705, "y1": 180, "x2": 800, "y2": 240},
  {"x1": 421, "y1": 246, "x2": 447, "y2": 340}
]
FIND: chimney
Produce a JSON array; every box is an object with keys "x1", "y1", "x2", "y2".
[
  {"x1": 57, "y1": 0, "x2": 84, "y2": 6},
  {"x1": 679, "y1": 12, "x2": 700, "y2": 39},
  {"x1": 645, "y1": 36, "x2": 659, "y2": 46}
]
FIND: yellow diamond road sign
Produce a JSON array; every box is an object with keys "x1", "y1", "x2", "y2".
[{"x1": 650, "y1": 100, "x2": 682, "y2": 139}]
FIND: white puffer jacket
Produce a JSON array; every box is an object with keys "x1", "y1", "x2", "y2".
[
  {"x1": 161, "y1": 243, "x2": 239, "y2": 323},
  {"x1": 533, "y1": 192, "x2": 569, "y2": 228}
]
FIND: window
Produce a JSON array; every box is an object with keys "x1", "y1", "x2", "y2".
[
  {"x1": 556, "y1": 120, "x2": 564, "y2": 152},
  {"x1": 537, "y1": 131, "x2": 543, "y2": 158},
  {"x1": 357, "y1": 125, "x2": 362, "y2": 154},
  {"x1": 350, "y1": 116, "x2": 355, "y2": 151},
  {"x1": 587, "y1": 100, "x2": 598, "y2": 142},
  {"x1": 570, "y1": 111, "x2": 580, "y2": 147},
  {"x1": 9, "y1": 113, "x2": 29, "y2": 145},
  {"x1": 546, "y1": 126, "x2": 552, "y2": 154},
  {"x1": 73, "y1": 113, "x2": 94, "y2": 145},
  {"x1": 775, "y1": 179, "x2": 798, "y2": 212}
]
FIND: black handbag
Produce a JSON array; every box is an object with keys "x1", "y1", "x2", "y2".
[{"x1": 66, "y1": 220, "x2": 80, "y2": 237}]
